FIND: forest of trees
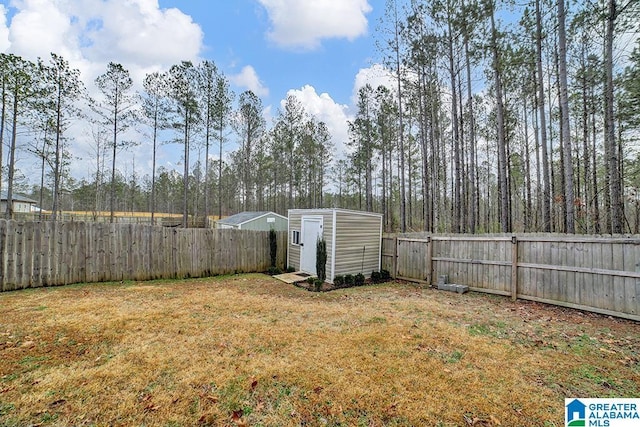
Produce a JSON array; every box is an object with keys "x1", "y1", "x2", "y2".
[{"x1": 0, "y1": 0, "x2": 639, "y2": 233}]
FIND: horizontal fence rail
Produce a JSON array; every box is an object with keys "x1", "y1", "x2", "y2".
[
  {"x1": 382, "y1": 234, "x2": 640, "y2": 322},
  {"x1": 0, "y1": 220, "x2": 287, "y2": 291}
]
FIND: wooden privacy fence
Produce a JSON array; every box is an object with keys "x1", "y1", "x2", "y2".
[
  {"x1": 382, "y1": 234, "x2": 640, "y2": 322},
  {"x1": 0, "y1": 220, "x2": 287, "y2": 291}
]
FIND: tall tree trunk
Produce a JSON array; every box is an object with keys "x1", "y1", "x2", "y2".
[
  {"x1": 219, "y1": 127, "x2": 224, "y2": 219},
  {"x1": 204, "y1": 101, "x2": 211, "y2": 223},
  {"x1": 458, "y1": 68, "x2": 468, "y2": 233},
  {"x1": 535, "y1": 0, "x2": 552, "y2": 232},
  {"x1": 417, "y1": 67, "x2": 430, "y2": 232},
  {"x1": 604, "y1": 0, "x2": 622, "y2": 233},
  {"x1": 489, "y1": 4, "x2": 510, "y2": 232},
  {"x1": 524, "y1": 98, "x2": 533, "y2": 231},
  {"x1": 365, "y1": 104, "x2": 373, "y2": 213},
  {"x1": 392, "y1": 0, "x2": 407, "y2": 232},
  {"x1": 110, "y1": 105, "x2": 118, "y2": 223},
  {"x1": 52, "y1": 81, "x2": 63, "y2": 223},
  {"x1": 555, "y1": 45, "x2": 566, "y2": 232},
  {"x1": 182, "y1": 111, "x2": 190, "y2": 228},
  {"x1": 557, "y1": 0, "x2": 576, "y2": 233},
  {"x1": 109, "y1": 84, "x2": 119, "y2": 223},
  {"x1": 548, "y1": 53, "x2": 557, "y2": 232},
  {"x1": 39, "y1": 128, "x2": 48, "y2": 221},
  {"x1": 533, "y1": 83, "x2": 543, "y2": 230},
  {"x1": 591, "y1": 88, "x2": 601, "y2": 233},
  {"x1": 5, "y1": 83, "x2": 18, "y2": 219},
  {"x1": 0, "y1": 79, "x2": 5, "y2": 207},
  {"x1": 151, "y1": 104, "x2": 158, "y2": 225},
  {"x1": 581, "y1": 49, "x2": 591, "y2": 233},
  {"x1": 407, "y1": 130, "x2": 413, "y2": 229},
  {"x1": 617, "y1": 108, "x2": 626, "y2": 232},
  {"x1": 464, "y1": 22, "x2": 478, "y2": 234},
  {"x1": 433, "y1": 89, "x2": 443, "y2": 231},
  {"x1": 447, "y1": 9, "x2": 462, "y2": 233}
]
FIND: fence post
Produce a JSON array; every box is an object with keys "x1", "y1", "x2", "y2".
[
  {"x1": 393, "y1": 236, "x2": 398, "y2": 279},
  {"x1": 511, "y1": 235, "x2": 518, "y2": 301}
]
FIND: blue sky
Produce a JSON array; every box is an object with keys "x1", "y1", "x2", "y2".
[
  {"x1": 157, "y1": 0, "x2": 383, "y2": 106},
  {"x1": 0, "y1": 0, "x2": 396, "y2": 183}
]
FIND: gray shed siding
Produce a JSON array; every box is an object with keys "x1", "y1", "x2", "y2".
[
  {"x1": 240, "y1": 214, "x2": 288, "y2": 231},
  {"x1": 288, "y1": 213, "x2": 302, "y2": 269},
  {"x1": 332, "y1": 210, "x2": 382, "y2": 279},
  {"x1": 288, "y1": 209, "x2": 381, "y2": 283}
]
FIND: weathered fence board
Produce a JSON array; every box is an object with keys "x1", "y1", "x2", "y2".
[
  {"x1": 0, "y1": 220, "x2": 286, "y2": 291},
  {"x1": 384, "y1": 234, "x2": 640, "y2": 321}
]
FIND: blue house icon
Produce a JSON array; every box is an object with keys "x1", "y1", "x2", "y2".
[{"x1": 567, "y1": 399, "x2": 586, "y2": 423}]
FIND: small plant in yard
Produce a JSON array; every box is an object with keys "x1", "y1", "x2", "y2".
[
  {"x1": 333, "y1": 275, "x2": 345, "y2": 288},
  {"x1": 313, "y1": 278, "x2": 324, "y2": 292},
  {"x1": 371, "y1": 271, "x2": 381, "y2": 283},
  {"x1": 316, "y1": 237, "x2": 327, "y2": 281},
  {"x1": 266, "y1": 266, "x2": 282, "y2": 275},
  {"x1": 286, "y1": 266, "x2": 296, "y2": 273},
  {"x1": 344, "y1": 274, "x2": 354, "y2": 286},
  {"x1": 354, "y1": 273, "x2": 365, "y2": 286},
  {"x1": 380, "y1": 269, "x2": 391, "y2": 280},
  {"x1": 306, "y1": 277, "x2": 315, "y2": 285}
]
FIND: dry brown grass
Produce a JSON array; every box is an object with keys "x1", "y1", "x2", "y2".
[{"x1": 0, "y1": 274, "x2": 638, "y2": 426}]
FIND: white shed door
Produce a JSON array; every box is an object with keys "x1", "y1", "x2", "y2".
[{"x1": 300, "y1": 217, "x2": 323, "y2": 275}]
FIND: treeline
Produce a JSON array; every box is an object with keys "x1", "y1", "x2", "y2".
[
  {"x1": 1, "y1": 56, "x2": 332, "y2": 225},
  {"x1": 350, "y1": 0, "x2": 639, "y2": 233},
  {"x1": 2, "y1": 0, "x2": 640, "y2": 233}
]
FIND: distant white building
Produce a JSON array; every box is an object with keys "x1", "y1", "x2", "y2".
[{"x1": 0, "y1": 192, "x2": 38, "y2": 214}]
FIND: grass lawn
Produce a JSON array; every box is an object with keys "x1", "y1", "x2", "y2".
[{"x1": 0, "y1": 274, "x2": 638, "y2": 426}]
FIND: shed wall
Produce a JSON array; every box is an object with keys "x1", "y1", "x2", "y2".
[
  {"x1": 241, "y1": 214, "x2": 288, "y2": 231},
  {"x1": 333, "y1": 211, "x2": 382, "y2": 279},
  {"x1": 288, "y1": 213, "x2": 301, "y2": 269}
]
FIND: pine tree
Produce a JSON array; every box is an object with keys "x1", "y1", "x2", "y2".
[
  {"x1": 92, "y1": 62, "x2": 139, "y2": 223},
  {"x1": 39, "y1": 53, "x2": 84, "y2": 222},
  {"x1": 233, "y1": 90, "x2": 265, "y2": 210},
  {"x1": 142, "y1": 71, "x2": 170, "y2": 224},
  {"x1": 167, "y1": 61, "x2": 200, "y2": 227}
]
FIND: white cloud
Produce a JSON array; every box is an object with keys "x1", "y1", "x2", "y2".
[
  {"x1": 230, "y1": 65, "x2": 270, "y2": 97},
  {"x1": 6, "y1": 0, "x2": 79, "y2": 61},
  {"x1": 352, "y1": 64, "x2": 396, "y2": 105},
  {"x1": 0, "y1": 5, "x2": 12, "y2": 52},
  {"x1": 0, "y1": 0, "x2": 204, "y2": 183},
  {"x1": 286, "y1": 85, "x2": 351, "y2": 155},
  {"x1": 257, "y1": 0, "x2": 372, "y2": 50},
  {"x1": 2, "y1": 0, "x2": 203, "y2": 72},
  {"x1": 84, "y1": 0, "x2": 203, "y2": 66}
]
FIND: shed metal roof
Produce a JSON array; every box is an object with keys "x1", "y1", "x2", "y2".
[{"x1": 218, "y1": 211, "x2": 286, "y2": 226}]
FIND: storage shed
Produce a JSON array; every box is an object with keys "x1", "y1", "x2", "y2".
[
  {"x1": 288, "y1": 208, "x2": 383, "y2": 283},
  {"x1": 216, "y1": 211, "x2": 288, "y2": 231}
]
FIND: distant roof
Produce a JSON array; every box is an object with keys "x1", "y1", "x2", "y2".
[
  {"x1": 0, "y1": 192, "x2": 37, "y2": 203},
  {"x1": 218, "y1": 211, "x2": 286, "y2": 226}
]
